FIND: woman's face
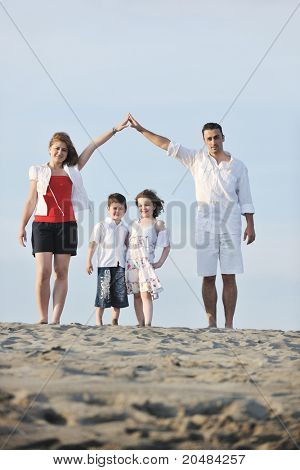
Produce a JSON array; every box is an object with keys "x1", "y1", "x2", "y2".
[
  {"x1": 49, "y1": 140, "x2": 68, "y2": 166},
  {"x1": 137, "y1": 197, "x2": 155, "y2": 218}
]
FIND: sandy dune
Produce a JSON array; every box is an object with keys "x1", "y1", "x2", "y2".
[{"x1": 0, "y1": 323, "x2": 299, "y2": 450}]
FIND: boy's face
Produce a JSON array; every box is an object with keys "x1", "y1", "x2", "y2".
[{"x1": 108, "y1": 202, "x2": 126, "y2": 222}]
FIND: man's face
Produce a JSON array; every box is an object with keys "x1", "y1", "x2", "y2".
[{"x1": 203, "y1": 129, "x2": 224, "y2": 155}]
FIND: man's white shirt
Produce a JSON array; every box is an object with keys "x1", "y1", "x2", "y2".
[
  {"x1": 90, "y1": 217, "x2": 128, "y2": 268},
  {"x1": 167, "y1": 141, "x2": 255, "y2": 235}
]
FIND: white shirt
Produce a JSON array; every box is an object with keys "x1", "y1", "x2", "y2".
[
  {"x1": 29, "y1": 163, "x2": 91, "y2": 215},
  {"x1": 90, "y1": 217, "x2": 128, "y2": 268},
  {"x1": 167, "y1": 141, "x2": 255, "y2": 234}
]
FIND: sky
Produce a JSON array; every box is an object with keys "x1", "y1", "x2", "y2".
[{"x1": 1, "y1": 0, "x2": 299, "y2": 330}]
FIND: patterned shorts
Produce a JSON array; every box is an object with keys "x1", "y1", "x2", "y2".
[{"x1": 95, "y1": 266, "x2": 129, "y2": 309}]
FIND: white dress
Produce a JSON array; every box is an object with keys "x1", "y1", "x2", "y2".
[{"x1": 126, "y1": 220, "x2": 170, "y2": 299}]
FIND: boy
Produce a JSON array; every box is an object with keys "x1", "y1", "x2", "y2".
[{"x1": 86, "y1": 193, "x2": 129, "y2": 325}]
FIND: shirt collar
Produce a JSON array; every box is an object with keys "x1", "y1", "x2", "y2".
[
  {"x1": 105, "y1": 216, "x2": 125, "y2": 227},
  {"x1": 207, "y1": 151, "x2": 233, "y2": 166}
]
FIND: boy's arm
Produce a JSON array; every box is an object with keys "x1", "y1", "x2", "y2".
[
  {"x1": 124, "y1": 232, "x2": 129, "y2": 248},
  {"x1": 86, "y1": 241, "x2": 97, "y2": 274},
  {"x1": 128, "y1": 113, "x2": 170, "y2": 150}
]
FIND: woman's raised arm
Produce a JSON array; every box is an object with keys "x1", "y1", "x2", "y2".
[{"x1": 78, "y1": 115, "x2": 130, "y2": 171}]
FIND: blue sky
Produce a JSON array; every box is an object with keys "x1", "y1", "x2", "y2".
[{"x1": 1, "y1": 0, "x2": 299, "y2": 329}]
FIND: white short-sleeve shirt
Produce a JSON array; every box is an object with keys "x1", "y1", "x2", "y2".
[
  {"x1": 167, "y1": 142, "x2": 255, "y2": 235},
  {"x1": 90, "y1": 217, "x2": 128, "y2": 268}
]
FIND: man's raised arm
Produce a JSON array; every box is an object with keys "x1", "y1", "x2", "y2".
[{"x1": 128, "y1": 113, "x2": 170, "y2": 150}]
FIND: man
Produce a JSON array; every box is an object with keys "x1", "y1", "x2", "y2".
[{"x1": 128, "y1": 113, "x2": 255, "y2": 329}]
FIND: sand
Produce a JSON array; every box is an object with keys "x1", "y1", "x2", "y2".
[{"x1": 0, "y1": 323, "x2": 299, "y2": 450}]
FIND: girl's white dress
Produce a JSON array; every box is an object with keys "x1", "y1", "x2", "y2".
[{"x1": 126, "y1": 220, "x2": 170, "y2": 299}]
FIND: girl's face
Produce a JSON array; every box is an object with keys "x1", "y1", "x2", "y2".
[
  {"x1": 49, "y1": 140, "x2": 68, "y2": 166},
  {"x1": 137, "y1": 197, "x2": 155, "y2": 219}
]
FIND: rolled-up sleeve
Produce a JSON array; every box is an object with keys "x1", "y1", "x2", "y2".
[
  {"x1": 166, "y1": 141, "x2": 197, "y2": 170},
  {"x1": 29, "y1": 166, "x2": 38, "y2": 181},
  {"x1": 237, "y1": 165, "x2": 255, "y2": 214}
]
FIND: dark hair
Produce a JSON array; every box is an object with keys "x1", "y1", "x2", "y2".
[
  {"x1": 108, "y1": 193, "x2": 127, "y2": 210},
  {"x1": 135, "y1": 189, "x2": 164, "y2": 219},
  {"x1": 202, "y1": 122, "x2": 224, "y2": 138},
  {"x1": 48, "y1": 132, "x2": 79, "y2": 167}
]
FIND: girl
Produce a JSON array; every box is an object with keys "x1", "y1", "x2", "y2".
[
  {"x1": 18, "y1": 117, "x2": 129, "y2": 324},
  {"x1": 126, "y1": 189, "x2": 170, "y2": 327}
]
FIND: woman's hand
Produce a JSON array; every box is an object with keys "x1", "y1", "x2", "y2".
[
  {"x1": 114, "y1": 114, "x2": 131, "y2": 132},
  {"x1": 86, "y1": 262, "x2": 93, "y2": 275},
  {"x1": 18, "y1": 228, "x2": 27, "y2": 247}
]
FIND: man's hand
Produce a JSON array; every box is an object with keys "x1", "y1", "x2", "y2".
[
  {"x1": 128, "y1": 113, "x2": 170, "y2": 150},
  {"x1": 244, "y1": 225, "x2": 256, "y2": 245},
  {"x1": 128, "y1": 113, "x2": 144, "y2": 132}
]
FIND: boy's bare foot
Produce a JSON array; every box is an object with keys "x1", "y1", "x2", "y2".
[{"x1": 112, "y1": 319, "x2": 118, "y2": 326}]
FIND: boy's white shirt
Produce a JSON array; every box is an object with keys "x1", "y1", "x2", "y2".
[{"x1": 90, "y1": 216, "x2": 128, "y2": 268}]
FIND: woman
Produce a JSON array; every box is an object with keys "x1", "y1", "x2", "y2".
[{"x1": 18, "y1": 117, "x2": 129, "y2": 324}]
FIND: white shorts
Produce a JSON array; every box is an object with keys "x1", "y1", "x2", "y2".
[{"x1": 196, "y1": 232, "x2": 243, "y2": 276}]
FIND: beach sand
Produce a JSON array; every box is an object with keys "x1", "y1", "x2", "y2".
[{"x1": 0, "y1": 323, "x2": 299, "y2": 450}]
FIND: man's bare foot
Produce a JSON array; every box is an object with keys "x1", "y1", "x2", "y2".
[
  {"x1": 112, "y1": 319, "x2": 118, "y2": 326},
  {"x1": 207, "y1": 313, "x2": 217, "y2": 328},
  {"x1": 225, "y1": 323, "x2": 233, "y2": 329}
]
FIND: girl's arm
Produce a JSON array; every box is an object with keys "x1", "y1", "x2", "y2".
[
  {"x1": 152, "y1": 245, "x2": 170, "y2": 269},
  {"x1": 78, "y1": 115, "x2": 130, "y2": 171},
  {"x1": 86, "y1": 241, "x2": 97, "y2": 275},
  {"x1": 18, "y1": 181, "x2": 38, "y2": 247},
  {"x1": 152, "y1": 220, "x2": 171, "y2": 269}
]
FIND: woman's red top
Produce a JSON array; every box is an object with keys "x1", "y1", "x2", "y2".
[{"x1": 34, "y1": 176, "x2": 76, "y2": 223}]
